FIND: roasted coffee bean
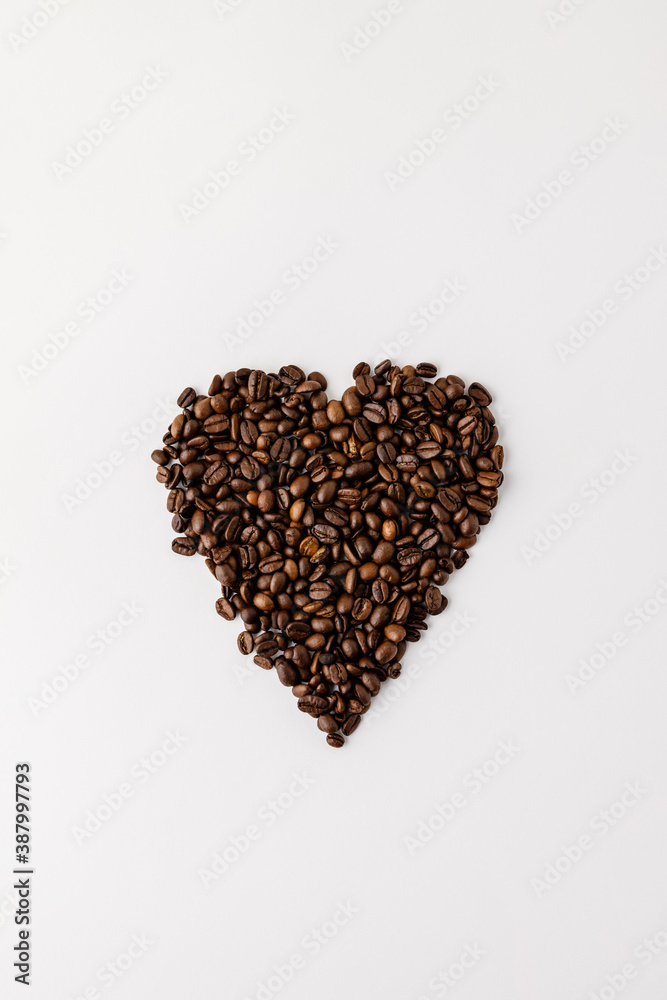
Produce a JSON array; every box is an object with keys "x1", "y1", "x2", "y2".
[
  {"x1": 215, "y1": 597, "x2": 236, "y2": 620},
  {"x1": 312, "y1": 524, "x2": 339, "y2": 545},
  {"x1": 317, "y1": 713, "x2": 339, "y2": 734},
  {"x1": 276, "y1": 659, "x2": 298, "y2": 686},
  {"x1": 361, "y1": 671, "x2": 381, "y2": 695},
  {"x1": 279, "y1": 364, "x2": 304, "y2": 385},
  {"x1": 172, "y1": 536, "x2": 196, "y2": 556},
  {"x1": 166, "y1": 489, "x2": 183, "y2": 513},
  {"x1": 392, "y1": 595, "x2": 411, "y2": 623},
  {"x1": 237, "y1": 631, "x2": 254, "y2": 655},
  {"x1": 352, "y1": 598, "x2": 373, "y2": 621},
  {"x1": 384, "y1": 624, "x2": 406, "y2": 643},
  {"x1": 437, "y1": 487, "x2": 462, "y2": 512},
  {"x1": 468, "y1": 382, "x2": 492, "y2": 406},
  {"x1": 256, "y1": 638, "x2": 279, "y2": 656},
  {"x1": 342, "y1": 715, "x2": 360, "y2": 736},
  {"x1": 253, "y1": 655, "x2": 273, "y2": 670},
  {"x1": 286, "y1": 621, "x2": 311, "y2": 640},
  {"x1": 177, "y1": 387, "x2": 196, "y2": 408},
  {"x1": 397, "y1": 546, "x2": 422, "y2": 567},
  {"x1": 425, "y1": 586, "x2": 443, "y2": 613},
  {"x1": 375, "y1": 640, "x2": 397, "y2": 665},
  {"x1": 355, "y1": 373, "x2": 375, "y2": 395},
  {"x1": 297, "y1": 695, "x2": 329, "y2": 716},
  {"x1": 477, "y1": 469, "x2": 503, "y2": 488},
  {"x1": 457, "y1": 413, "x2": 477, "y2": 437},
  {"x1": 372, "y1": 578, "x2": 390, "y2": 603},
  {"x1": 154, "y1": 360, "x2": 504, "y2": 746}
]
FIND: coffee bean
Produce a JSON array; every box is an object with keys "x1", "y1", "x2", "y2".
[
  {"x1": 256, "y1": 638, "x2": 279, "y2": 655},
  {"x1": 352, "y1": 598, "x2": 373, "y2": 621},
  {"x1": 361, "y1": 671, "x2": 381, "y2": 695},
  {"x1": 437, "y1": 487, "x2": 462, "y2": 512},
  {"x1": 166, "y1": 489, "x2": 183, "y2": 513},
  {"x1": 297, "y1": 695, "x2": 329, "y2": 716},
  {"x1": 312, "y1": 524, "x2": 339, "y2": 545},
  {"x1": 215, "y1": 597, "x2": 236, "y2": 620},
  {"x1": 457, "y1": 413, "x2": 477, "y2": 437},
  {"x1": 172, "y1": 537, "x2": 196, "y2": 556},
  {"x1": 397, "y1": 546, "x2": 422, "y2": 567},
  {"x1": 286, "y1": 621, "x2": 311, "y2": 641},
  {"x1": 279, "y1": 365, "x2": 304, "y2": 385},
  {"x1": 317, "y1": 714, "x2": 339, "y2": 734},
  {"x1": 252, "y1": 655, "x2": 273, "y2": 670},
  {"x1": 392, "y1": 596, "x2": 411, "y2": 623},
  {"x1": 468, "y1": 382, "x2": 492, "y2": 406},
  {"x1": 326, "y1": 733, "x2": 345, "y2": 747},
  {"x1": 416, "y1": 527, "x2": 440, "y2": 550},
  {"x1": 342, "y1": 715, "x2": 360, "y2": 736},
  {"x1": 237, "y1": 631, "x2": 254, "y2": 655},
  {"x1": 459, "y1": 512, "x2": 479, "y2": 537},
  {"x1": 177, "y1": 387, "x2": 196, "y2": 408},
  {"x1": 355, "y1": 374, "x2": 375, "y2": 395},
  {"x1": 425, "y1": 586, "x2": 443, "y2": 613},
  {"x1": 276, "y1": 659, "x2": 298, "y2": 686},
  {"x1": 476, "y1": 470, "x2": 502, "y2": 488}
]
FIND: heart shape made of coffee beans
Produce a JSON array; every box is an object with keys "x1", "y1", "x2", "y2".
[{"x1": 152, "y1": 360, "x2": 504, "y2": 747}]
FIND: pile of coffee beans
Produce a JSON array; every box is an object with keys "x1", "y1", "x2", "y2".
[{"x1": 151, "y1": 361, "x2": 503, "y2": 747}]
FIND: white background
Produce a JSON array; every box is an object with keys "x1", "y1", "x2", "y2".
[{"x1": 2, "y1": 1, "x2": 667, "y2": 998}]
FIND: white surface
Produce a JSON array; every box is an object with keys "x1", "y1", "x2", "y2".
[{"x1": 2, "y1": 2, "x2": 667, "y2": 998}]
